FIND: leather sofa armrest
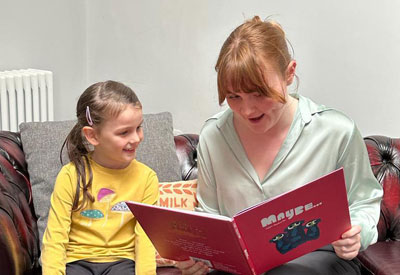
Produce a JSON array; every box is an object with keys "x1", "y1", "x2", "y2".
[
  {"x1": 0, "y1": 131, "x2": 41, "y2": 274},
  {"x1": 358, "y1": 135, "x2": 400, "y2": 275}
]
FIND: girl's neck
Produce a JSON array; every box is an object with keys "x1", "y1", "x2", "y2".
[{"x1": 91, "y1": 152, "x2": 132, "y2": 170}]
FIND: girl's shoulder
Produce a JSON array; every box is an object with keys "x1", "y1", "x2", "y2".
[
  {"x1": 58, "y1": 161, "x2": 78, "y2": 175},
  {"x1": 131, "y1": 160, "x2": 157, "y2": 177},
  {"x1": 53, "y1": 162, "x2": 79, "y2": 194}
]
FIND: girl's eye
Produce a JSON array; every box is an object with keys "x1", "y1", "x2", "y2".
[{"x1": 119, "y1": 131, "x2": 128, "y2": 136}]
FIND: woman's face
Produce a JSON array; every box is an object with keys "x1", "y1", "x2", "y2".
[{"x1": 226, "y1": 61, "x2": 295, "y2": 135}]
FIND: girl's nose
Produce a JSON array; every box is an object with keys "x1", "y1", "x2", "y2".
[{"x1": 130, "y1": 131, "x2": 142, "y2": 144}]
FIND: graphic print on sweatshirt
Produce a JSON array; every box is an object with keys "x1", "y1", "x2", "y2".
[{"x1": 80, "y1": 188, "x2": 131, "y2": 228}]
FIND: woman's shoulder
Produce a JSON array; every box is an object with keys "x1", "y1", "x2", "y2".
[
  {"x1": 299, "y1": 94, "x2": 356, "y2": 133},
  {"x1": 200, "y1": 109, "x2": 232, "y2": 137}
]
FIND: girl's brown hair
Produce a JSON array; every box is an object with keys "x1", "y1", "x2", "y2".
[
  {"x1": 61, "y1": 80, "x2": 142, "y2": 211},
  {"x1": 215, "y1": 16, "x2": 293, "y2": 105}
]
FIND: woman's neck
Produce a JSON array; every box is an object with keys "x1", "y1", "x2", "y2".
[
  {"x1": 234, "y1": 96, "x2": 298, "y2": 180},
  {"x1": 274, "y1": 95, "x2": 298, "y2": 136}
]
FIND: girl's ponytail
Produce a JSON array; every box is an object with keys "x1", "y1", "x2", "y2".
[{"x1": 61, "y1": 122, "x2": 94, "y2": 211}]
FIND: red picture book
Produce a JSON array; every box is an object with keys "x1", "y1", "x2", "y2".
[{"x1": 126, "y1": 168, "x2": 351, "y2": 275}]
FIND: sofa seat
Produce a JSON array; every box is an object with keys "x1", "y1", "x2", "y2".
[
  {"x1": 357, "y1": 241, "x2": 400, "y2": 275},
  {"x1": 157, "y1": 267, "x2": 182, "y2": 274}
]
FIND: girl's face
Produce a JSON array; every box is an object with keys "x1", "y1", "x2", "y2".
[
  {"x1": 91, "y1": 104, "x2": 143, "y2": 169},
  {"x1": 226, "y1": 61, "x2": 295, "y2": 135}
]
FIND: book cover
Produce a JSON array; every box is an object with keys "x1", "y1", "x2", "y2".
[{"x1": 126, "y1": 168, "x2": 351, "y2": 275}]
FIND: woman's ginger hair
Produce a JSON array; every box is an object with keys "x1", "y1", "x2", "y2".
[
  {"x1": 215, "y1": 16, "x2": 294, "y2": 105},
  {"x1": 61, "y1": 80, "x2": 142, "y2": 211}
]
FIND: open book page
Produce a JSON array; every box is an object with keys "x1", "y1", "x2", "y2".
[
  {"x1": 126, "y1": 201, "x2": 254, "y2": 274},
  {"x1": 232, "y1": 168, "x2": 351, "y2": 273}
]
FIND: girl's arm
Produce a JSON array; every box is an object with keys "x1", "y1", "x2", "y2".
[
  {"x1": 134, "y1": 171, "x2": 159, "y2": 275},
  {"x1": 41, "y1": 166, "x2": 74, "y2": 275}
]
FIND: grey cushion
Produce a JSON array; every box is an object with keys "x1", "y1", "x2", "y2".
[
  {"x1": 136, "y1": 112, "x2": 181, "y2": 182},
  {"x1": 19, "y1": 111, "x2": 180, "y2": 244}
]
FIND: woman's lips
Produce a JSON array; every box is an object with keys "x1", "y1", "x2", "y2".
[{"x1": 249, "y1": 114, "x2": 264, "y2": 123}]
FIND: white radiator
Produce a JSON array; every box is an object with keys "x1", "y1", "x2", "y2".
[{"x1": 0, "y1": 69, "x2": 54, "y2": 131}]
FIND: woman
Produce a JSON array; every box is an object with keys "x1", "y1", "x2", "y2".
[{"x1": 177, "y1": 16, "x2": 382, "y2": 275}]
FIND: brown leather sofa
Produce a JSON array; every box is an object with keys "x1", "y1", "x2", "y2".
[
  {"x1": 357, "y1": 136, "x2": 400, "y2": 275},
  {"x1": 0, "y1": 131, "x2": 399, "y2": 275}
]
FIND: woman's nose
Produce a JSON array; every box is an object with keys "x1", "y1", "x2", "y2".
[{"x1": 240, "y1": 99, "x2": 256, "y2": 116}]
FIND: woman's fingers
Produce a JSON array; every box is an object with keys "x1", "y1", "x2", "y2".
[{"x1": 176, "y1": 259, "x2": 210, "y2": 275}]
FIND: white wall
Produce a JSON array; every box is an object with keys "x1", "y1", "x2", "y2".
[
  {"x1": 86, "y1": 0, "x2": 400, "y2": 136},
  {"x1": 86, "y1": 0, "x2": 220, "y2": 134},
  {"x1": 2, "y1": 0, "x2": 400, "y2": 136},
  {"x1": 0, "y1": 0, "x2": 87, "y2": 122}
]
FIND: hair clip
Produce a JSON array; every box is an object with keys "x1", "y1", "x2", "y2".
[{"x1": 86, "y1": 106, "x2": 94, "y2": 126}]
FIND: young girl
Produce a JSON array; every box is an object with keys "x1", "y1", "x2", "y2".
[
  {"x1": 41, "y1": 81, "x2": 158, "y2": 275},
  {"x1": 177, "y1": 16, "x2": 383, "y2": 275}
]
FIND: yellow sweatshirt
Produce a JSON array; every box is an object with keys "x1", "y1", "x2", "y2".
[{"x1": 41, "y1": 157, "x2": 159, "y2": 275}]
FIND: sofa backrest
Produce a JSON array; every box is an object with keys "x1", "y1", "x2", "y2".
[{"x1": 364, "y1": 135, "x2": 400, "y2": 241}]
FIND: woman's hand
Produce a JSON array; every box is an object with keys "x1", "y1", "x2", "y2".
[
  {"x1": 331, "y1": 225, "x2": 361, "y2": 260},
  {"x1": 175, "y1": 259, "x2": 210, "y2": 275}
]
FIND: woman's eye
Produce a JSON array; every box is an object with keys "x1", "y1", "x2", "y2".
[{"x1": 227, "y1": 94, "x2": 239, "y2": 99}]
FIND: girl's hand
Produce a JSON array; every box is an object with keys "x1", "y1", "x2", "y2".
[
  {"x1": 331, "y1": 225, "x2": 361, "y2": 260},
  {"x1": 175, "y1": 259, "x2": 210, "y2": 275}
]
